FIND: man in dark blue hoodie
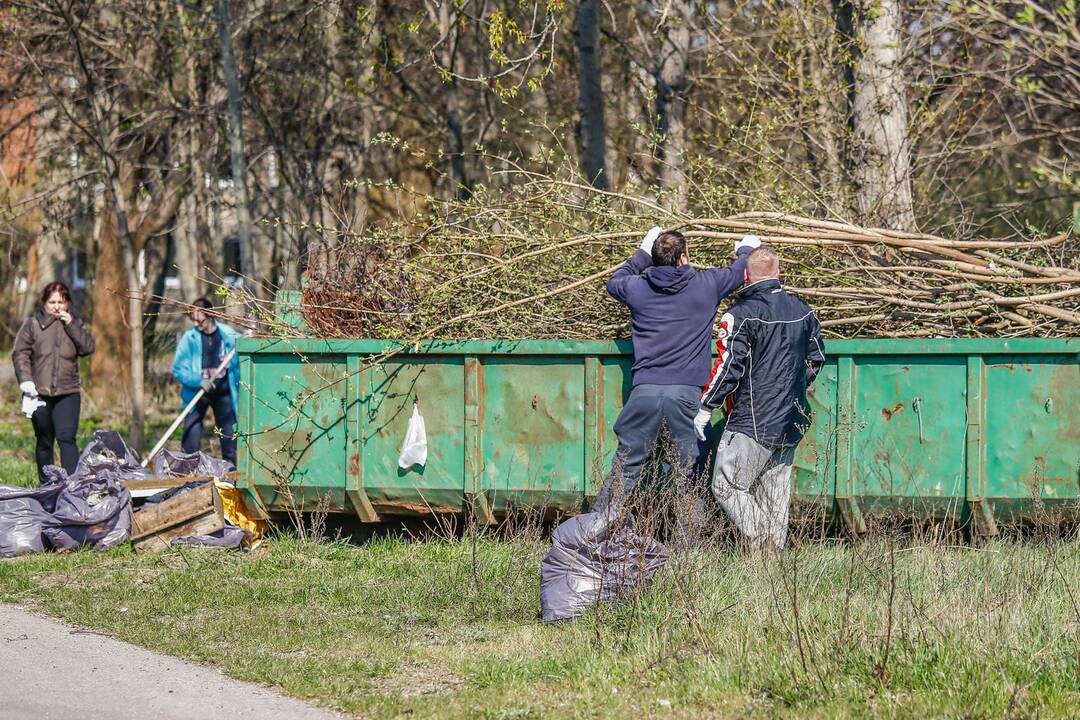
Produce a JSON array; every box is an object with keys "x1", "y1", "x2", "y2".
[{"x1": 592, "y1": 227, "x2": 759, "y2": 511}]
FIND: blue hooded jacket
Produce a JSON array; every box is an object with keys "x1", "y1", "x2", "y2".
[
  {"x1": 607, "y1": 248, "x2": 750, "y2": 387},
  {"x1": 172, "y1": 322, "x2": 241, "y2": 414}
]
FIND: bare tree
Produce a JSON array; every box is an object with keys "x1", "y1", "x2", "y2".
[
  {"x1": 215, "y1": 0, "x2": 257, "y2": 291},
  {"x1": 849, "y1": 0, "x2": 916, "y2": 230},
  {"x1": 655, "y1": 1, "x2": 692, "y2": 211},
  {"x1": 574, "y1": 0, "x2": 608, "y2": 189},
  {"x1": 5, "y1": 0, "x2": 189, "y2": 449}
]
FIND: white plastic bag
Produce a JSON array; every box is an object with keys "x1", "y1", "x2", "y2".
[{"x1": 398, "y1": 403, "x2": 428, "y2": 469}]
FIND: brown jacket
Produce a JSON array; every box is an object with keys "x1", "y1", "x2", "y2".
[{"x1": 12, "y1": 307, "x2": 96, "y2": 396}]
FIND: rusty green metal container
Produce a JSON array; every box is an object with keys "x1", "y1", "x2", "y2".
[{"x1": 236, "y1": 336, "x2": 1079, "y2": 533}]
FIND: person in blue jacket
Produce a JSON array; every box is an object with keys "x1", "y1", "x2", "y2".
[
  {"x1": 172, "y1": 297, "x2": 241, "y2": 467},
  {"x1": 592, "y1": 228, "x2": 759, "y2": 512}
]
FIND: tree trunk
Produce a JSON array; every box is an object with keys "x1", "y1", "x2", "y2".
[
  {"x1": 175, "y1": 191, "x2": 206, "y2": 302},
  {"x1": 851, "y1": 0, "x2": 916, "y2": 231},
  {"x1": 436, "y1": 2, "x2": 469, "y2": 199},
  {"x1": 177, "y1": 6, "x2": 211, "y2": 302},
  {"x1": 574, "y1": 0, "x2": 608, "y2": 189},
  {"x1": 89, "y1": 193, "x2": 134, "y2": 426},
  {"x1": 89, "y1": 159, "x2": 181, "y2": 452},
  {"x1": 656, "y1": 2, "x2": 691, "y2": 212},
  {"x1": 215, "y1": 0, "x2": 257, "y2": 291},
  {"x1": 801, "y1": 20, "x2": 847, "y2": 215}
]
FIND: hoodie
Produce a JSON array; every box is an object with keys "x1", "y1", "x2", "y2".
[{"x1": 607, "y1": 248, "x2": 750, "y2": 387}]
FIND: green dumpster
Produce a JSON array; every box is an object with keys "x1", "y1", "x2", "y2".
[{"x1": 236, "y1": 337, "x2": 1079, "y2": 532}]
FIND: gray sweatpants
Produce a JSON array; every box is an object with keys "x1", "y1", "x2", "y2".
[{"x1": 711, "y1": 430, "x2": 795, "y2": 548}]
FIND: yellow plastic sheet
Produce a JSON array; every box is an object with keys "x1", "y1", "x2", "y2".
[{"x1": 214, "y1": 480, "x2": 267, "y2": 545}]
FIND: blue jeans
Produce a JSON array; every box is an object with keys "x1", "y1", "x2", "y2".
[
  {"x1": 593, "y1": 383, "x2": 702, "y2": 512},
  {"x1": 181, "y1": 390, "x2": 237, "y2": 467}
]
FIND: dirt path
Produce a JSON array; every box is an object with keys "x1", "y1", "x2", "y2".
[{"x1": 0, "y1": 604, "x2": 350, "y2": 720}]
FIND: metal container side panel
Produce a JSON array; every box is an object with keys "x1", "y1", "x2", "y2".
[
  {"x1": 237, "y1": 337, "x2": 1079, "y2": 521},
  {"x1": 360, "y1": 357, "x2": 466, "y2": 514},
  {"x1": 597, "y1": 357, "x2": 634, "y2": 496},
  {"x1": 236, "y1": 352, "x2": 267, "y2": 517},
  {"x1": 243, "y1": 353, "x2": 351, "y2": 512},
  {"x1": 849, "y1": 355, "x2": 969, "y2": 516},
  {"x1": 480, "y1": 357, "x2": 586, "y2": 511},
  {"x1": 792, "y1": 359, "x2": 838, "y2": 508},
  {"x1": 983, "y1": 354, "x2": 1080, "y2": 518}
]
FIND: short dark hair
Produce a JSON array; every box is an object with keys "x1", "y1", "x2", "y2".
[
  {"x1": 191, "y1": 297, "x2": 213, "y2": 310},
  {"x1": 40, "y1": 281, "x2": 72, "y2": 307},
  {"x1": 651, "y1": 230, "x2": 687, "y2": 267}
]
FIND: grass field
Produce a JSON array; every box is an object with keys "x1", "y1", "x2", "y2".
[{"x1": 1, "y1": 416, "x2": 1078, "y2": 718}]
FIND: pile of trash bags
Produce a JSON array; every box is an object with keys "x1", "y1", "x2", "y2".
[
  {"x1": 0, "y1": 430, "x2": 250, "y2": 557},
  {"x1": 540, "y1": 510, "x2": 669, "y2": 622},
  {"x1": 0, "y1": 431, "x2": 137, "y2": 557}
]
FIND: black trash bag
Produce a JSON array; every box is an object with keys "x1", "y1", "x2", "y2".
[
  {"x1": 0, "y1": 465, "x2": 131, "y2": 557},
  {"x1": 170, "y1": 525, "x2": 250, "y2": 550},
  {"x1": 75, "y1": 430, "x2": 149, "y2": 480},
  {"x1": 540, "y1": 511, "x2": 669, "y2": 623},
  {"x1": 152, "y1": 449, "x2": 234, "y2": 478}
]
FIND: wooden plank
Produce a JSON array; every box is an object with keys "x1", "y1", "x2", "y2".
[
  {"x1": 122, "y1": 476, "x2": 213, "y2": 492},
  {"x1": 133, "y1": 511, "x2": 226, "y2": 553},
  {"x1": 346, "y1": 488, "x2": 380, "y2": 523},
  {"x1": 131, "y1": 482, "x2": 222, "y2": 542}
]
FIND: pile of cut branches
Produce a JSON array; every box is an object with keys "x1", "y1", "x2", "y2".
[{"x1": 287, "y1": 177, "x2": 1079, "y2": 340}]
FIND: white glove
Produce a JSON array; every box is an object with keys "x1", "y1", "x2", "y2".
[
  {"x1": 21, "y1": 394, "x2": 45, "y2": 419},
  {"x1": 19, "y1": 380, "x2": 38, "y2": 397},
  {"x1": 640, "y1": 226, "x2": 662, "y2": 255},
  {"x1": 693, "y1": 407, "x2": 712, "y2": 442},
  {"x1": 735, "y1": 234, "x2": 761, "y2": 253}
]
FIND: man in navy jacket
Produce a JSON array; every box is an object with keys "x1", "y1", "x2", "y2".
[
  {"x1": 695, "y1": 246, "x2": 825, "y2": 547},
  {"x1": 592, "y1": 227, "x2": 759, "y2": 511}
]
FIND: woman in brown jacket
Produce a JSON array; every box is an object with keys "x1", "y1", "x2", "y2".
[{"x1": 12, "y1": 281, "x2": 95, "y2": 480}]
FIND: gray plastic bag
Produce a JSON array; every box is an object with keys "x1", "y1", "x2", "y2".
[
  {"x1": 0, "y1": 496, "x2": 49, "y2": 557},
  {"x1": 39, "y1": 470, "x2": 132, "y2": 552},
  {"x1": 75, "y1": 430, "x2": 149, "y2": 480},
  {"x1": 0, "y1": 465, "x2": 132, "y2": 558},
  {"x1": 539, "y1": 511, "x2": 669, "y2": 622},
  {"x1": 152, "y1": 448, "x2": 234, "y2": 478},
  {"x1": 170, "y1": 526, "x2": 250, "y2": 549}
]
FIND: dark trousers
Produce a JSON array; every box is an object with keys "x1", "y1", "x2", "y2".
[
  {"x1": 593, "y1": 383, "x2": 702, "y2": 512},
  {"x1": 181, "y1": 390, "x2": 237, "y2": 467},
  {"x1": 31, "y1": 392, "x2": 81, "y2": 481}
]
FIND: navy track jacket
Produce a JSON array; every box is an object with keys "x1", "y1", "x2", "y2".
[
  {"x1": 700, "y1": 278, "x2": 825, "y2": 447},
  {"x1": 607, "y1": 247, "x2": 751, "y2": 387}
]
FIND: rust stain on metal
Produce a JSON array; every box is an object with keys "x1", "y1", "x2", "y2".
[{"x1": 881, "y1": 403, "x2": 904, "y2": 420}]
